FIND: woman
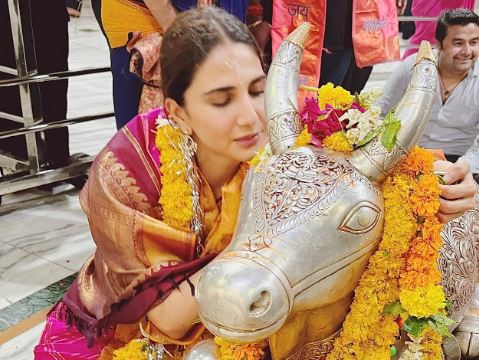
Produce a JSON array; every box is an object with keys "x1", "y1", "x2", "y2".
[
  {"x1": 90, "y1": 0, "x2": 248, "y2": 129},
  {"x1": 35, "y1": 6, "x2": 476, "y2": 360},
  {"x1": 35, "y1": 7, "x2": 266, "y2": 359}
]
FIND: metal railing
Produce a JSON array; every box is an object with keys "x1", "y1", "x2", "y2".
[{"x1": 0, "y1": 0, "x2": 113, "y2": 202}]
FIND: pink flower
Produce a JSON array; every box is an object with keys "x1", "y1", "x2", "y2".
[
  {"x1": 350, "y1": 102, "x2": 366, "y2": 113},
  {"x1": 299, "y1": 98, "x2": 347, "y2": 148},
  {"x1": 300, "y1": 97, "x2": 328, "y2": 126}
]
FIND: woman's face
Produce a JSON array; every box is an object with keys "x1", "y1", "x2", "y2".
[{"x1": 174, "y1": 42, "x2": 267, "y2": 165}]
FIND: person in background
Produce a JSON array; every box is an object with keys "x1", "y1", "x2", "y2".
[
  {"x1": 376, "y1": 9, "x2": 479, "y2": 184},
  {"x1": 246, "y1": 0, "x2": 272, "y2": 70},
  {"x1": 320, "y1": 0, "x2": 408, "y2": 93},
  {"x1": 402, "y1": 0, "x2": 475, "y2": 59},
  {"x1": 399, "y1": 0, "x2": 415, "y2": 40}
]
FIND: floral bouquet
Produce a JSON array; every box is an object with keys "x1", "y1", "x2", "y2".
[{"x1": 297, "y1": 83, "x2": 401, "y2": 153}]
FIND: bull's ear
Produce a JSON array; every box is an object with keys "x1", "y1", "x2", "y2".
[
  {"x1": 347, "y1": 41, "x2": 437, "y2": 183},
  {"x1": 265, "y1": 23, "x2": 310, "y2": 155}
]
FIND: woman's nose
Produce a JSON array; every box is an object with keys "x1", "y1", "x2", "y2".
[{"x1": 237, "y1": 95, "x2": 261, "y2": 127}]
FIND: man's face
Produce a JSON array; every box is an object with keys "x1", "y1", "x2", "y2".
[{"x1": 438, "y1": 23, "x2": 479, "y2": 74}]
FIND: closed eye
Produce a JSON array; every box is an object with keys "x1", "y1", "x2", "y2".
[{"x1": 250, "y1": 90, "x2": 264, "y2": 98}]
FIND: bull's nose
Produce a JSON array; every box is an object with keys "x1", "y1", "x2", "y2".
[
  {"x1": 195, "y1": 256, "x2": 290, "y2": 342},
  {"x1": 249, "y1": 290, "x2": 271, "y2": 317}
]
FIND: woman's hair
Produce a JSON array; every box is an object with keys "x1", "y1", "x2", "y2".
[
  {"x1": 435, "y1": 8, "x2": 479, "y2": 45},
  {"x1": 160, "y1": 6, "x2": 262, "y2": 106}
]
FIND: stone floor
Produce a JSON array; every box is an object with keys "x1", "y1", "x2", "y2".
[{"x1": 0, "y1": 1, "x2": 412, "y2": 358}]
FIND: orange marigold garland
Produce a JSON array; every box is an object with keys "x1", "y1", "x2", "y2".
[{"x1": 327, "y1": 147, "x2": 451, "y2": 359}]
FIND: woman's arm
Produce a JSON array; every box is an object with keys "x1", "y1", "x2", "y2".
[
  {"x1": 143, "y1": 0, "x2": 177, "y2": 31},
  {"x1": 146, "y1": 271, "x2": 202, "y2": 339}
]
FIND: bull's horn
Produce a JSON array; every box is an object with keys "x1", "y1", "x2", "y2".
[
  {"x1": 347, "y1": 41, "x2": 437, "y2": 183},
  {"x1": 265, "y1": 23, "x2": 310, "y2": 154}
]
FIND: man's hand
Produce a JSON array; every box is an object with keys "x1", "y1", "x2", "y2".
[
  {"x1": 397, "y1": 0, "x2": 407, "y2": 15},
  {"x1": 434, "y1": 158, "x2": 477, "y2": 223}
]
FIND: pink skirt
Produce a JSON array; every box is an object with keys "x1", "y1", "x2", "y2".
[{"x1": 34, "y1": 302, "x2": 114, "y2": 360}]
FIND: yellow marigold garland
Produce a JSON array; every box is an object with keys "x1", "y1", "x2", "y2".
[
  {"x1": 317, "y1": 82, "x2": 353, "y2": 110},
  {"x1": 112, "y1": 339, "x2": 148, "y2": 360},
  {"x1": 155, "y1": 119, "x2": 193, "y2": 232},
  {"x1": 327, "y1": 147, "x2": 447, "y2": 359},
  {"x1": 295, "y1": 127, "x2": 313, "y2": 147},
  {"x1": 322, "y1": 132, "x2": 353, "y2": 153}
]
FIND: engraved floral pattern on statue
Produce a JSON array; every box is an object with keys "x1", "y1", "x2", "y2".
[
  {"x1": 410, "y1": 61, "x2": 438, "y2": 91},
  {"x1": 267, "y1": 111, "x2": 303, "y2": 148},
  {"x1": 439, "y1": 195, "x2": 479, "y2": 323},
  {"x1": 248, "y1": 149, "x2": 352, "y2": 250},
  {"x1": 272, "y1": 41, "x2": 302, "y2": 67},
  {"x1": 358, "y1": 137, "x2": 407, "y2": 174}
]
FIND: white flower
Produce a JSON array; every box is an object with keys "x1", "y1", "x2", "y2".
[
  {"x1": 340, "y1": 109, "x2": 363, "y2": 128},
  {"x1": 368, "y1": 104, "x2": 382, "y2": 117},
  {"x1": 340, "y1": 108, "x2": 381, "y2": 145},
  {"x1": 259, "y1": 143, "x2": 273, "y2": 162},
  {"x1": 156, "y1": 116, "x2": 170, "y2": 128},
  {"x1": 359, "y1": 87, "x2": 383, "y2": 108},
  {"x1": 345, "y1": 127, "x2": 361, "y2": 144}
]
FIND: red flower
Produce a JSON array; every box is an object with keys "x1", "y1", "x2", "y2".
[
  {"x1": 351, "y1": 102, "x2": 366, "y2": 113},
  {"x1": 299, "y1": 98, "x2": 349, "y2": 147}
]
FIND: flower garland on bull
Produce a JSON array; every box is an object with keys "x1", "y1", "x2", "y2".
[{"x1": 250, "y1": 83, "x2": 453, "y2": 359}]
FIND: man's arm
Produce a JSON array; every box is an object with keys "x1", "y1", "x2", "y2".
[
  {"x1": 375, "y1": 56, "x2": 413, "y2": 117},
  {"x1": 461, "y1": 133, "x2": 479, "y2": 174},
  {"x1": 143, "y1": 0, "x2": 177, "y2": 31}
]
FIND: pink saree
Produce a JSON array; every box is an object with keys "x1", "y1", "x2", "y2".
[
  {"x1": 34, "y1": 108, "x2": 221, "y2": 359},
  {"x1": 403, "y1": 0, "x2": 475, "y2": 59}
]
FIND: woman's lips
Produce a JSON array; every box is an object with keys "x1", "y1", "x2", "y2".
[{"x1": 235, "y1": 133, "x2": 260, "y2": 147}]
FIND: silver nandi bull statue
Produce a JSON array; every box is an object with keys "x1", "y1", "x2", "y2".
[{"x1": 186, "y1": 24, "x2": 479, "y2": 359}]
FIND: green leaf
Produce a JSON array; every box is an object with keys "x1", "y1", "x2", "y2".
[
  {"x1": 404, "y1": 316, "x2": 429, "y2": 337},
  {"x1": 383, "y1": 105, "x2": 398, "y2": 124},
  {"x1": 383, "y1": 301, "x2": 406, "y2": 315},
  {"x1": 381, "y1": 111, "x2": 401, "y2": 152},
  {"x1": 432, "y1": 313, "x2": 456, "y2": 327},
  {"x1": 404, "y1": 314, "x2": 456, "y2": 338},
  {"x1": 356, "y1": 128, "x2": 381, "y2": 147},
  {"x1": 354, "y1": 93, "x2": 362, "y2": 106}
]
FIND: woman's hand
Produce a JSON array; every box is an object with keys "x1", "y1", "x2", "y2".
[
  {"x1": 143, "y1": 0, "x2": 177, "y2": 31},
  {"x1": 146, "y1": 271, "x2": 202, "y2": 339},
  {"x1": 434, "y1": 158, "x2": 477, "y2": 223}
]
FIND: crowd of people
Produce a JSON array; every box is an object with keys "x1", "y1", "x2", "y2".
[{"x1": 1, "y1": 1, "x2": 478, "y2": 359}]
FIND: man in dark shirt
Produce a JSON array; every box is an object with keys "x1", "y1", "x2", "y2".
[{"x1": 319, "y1": 0, "x2": 355, "y2": 87}]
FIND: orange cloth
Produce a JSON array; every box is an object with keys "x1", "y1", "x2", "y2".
[{"x1": 271, "y1": 0, "x2": 326, "y2": 106}]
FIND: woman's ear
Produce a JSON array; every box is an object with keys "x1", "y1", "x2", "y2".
[{"x1": 164, "y1": 98, "x2": 193, "y2": 135}]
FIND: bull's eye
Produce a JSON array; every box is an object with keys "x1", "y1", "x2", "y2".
[{"x1": 339, "y1": 201, "x2": 381, "y2": 234}]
